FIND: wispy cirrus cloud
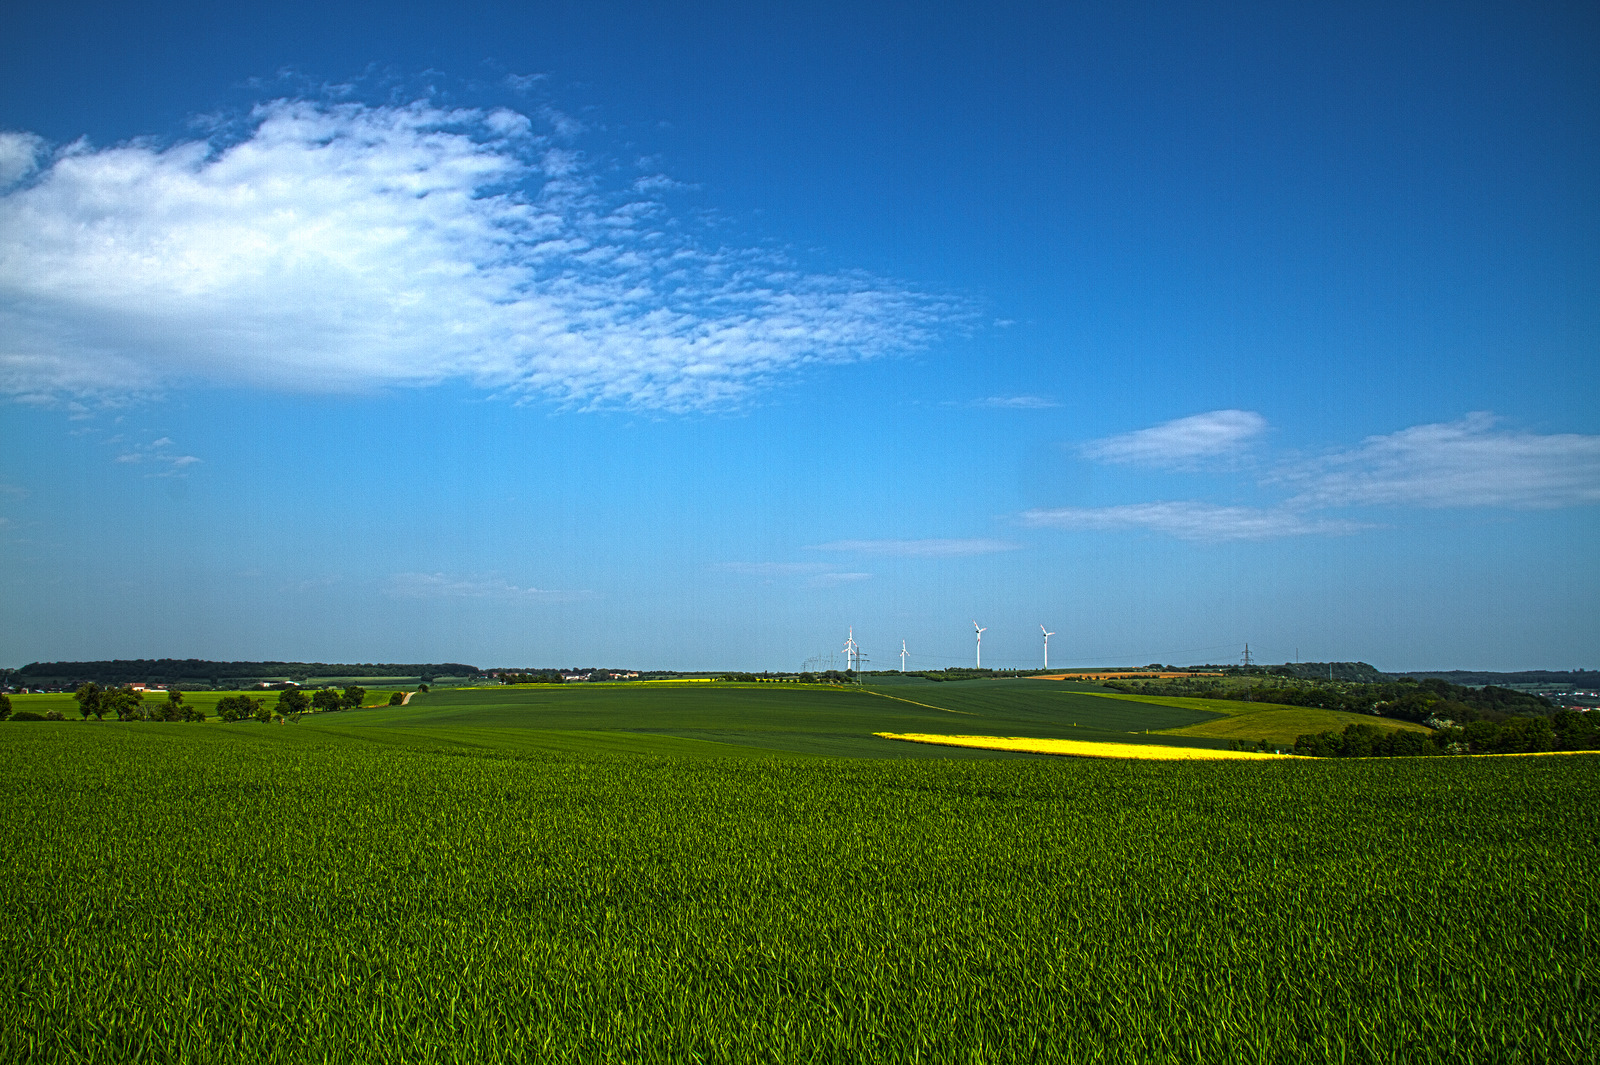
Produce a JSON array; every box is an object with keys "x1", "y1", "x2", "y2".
[
  {"x1": 1024, "y1": 413, "x2": 1598, "y2": 543},
  {"x1": 1274, "y1": 413, "x2": 1600, "y2": 509},
  {"x1": 1019, "y1": 502, "x2": 1369, "y2": 542},
  {"x1": 807, "y1": 538, "x2": 1021, "y2": 557},
  {"x1": 0, "y1": 97, "x2": 961, "y2": 411},
  {"x1": 713, "y1": 561, "x2": 873, "y2": 587},
  {"x1": 1082, "y1": 410, "x2": 1267, "y2": 469},
  {"x1": 974, "y1": 394, "x2": 1058, "y2": 409},
  {"x1": 385, "y1": 572, "x2": 595, "y2": 602},
  {"x1": 712, "y1": 561, "x2": 832, "y2": 577},
  {"x1": 808, "y1": 571, "x2": 872, "y2": 586}
]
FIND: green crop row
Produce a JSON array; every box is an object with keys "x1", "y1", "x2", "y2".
[{"x1": 1, "y1": 725, "x2": 1594, "y2": 1064}]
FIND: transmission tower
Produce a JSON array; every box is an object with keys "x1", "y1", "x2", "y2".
[{"x1": 1240, "y1": 643, "x2": 1254, "y2": 668}]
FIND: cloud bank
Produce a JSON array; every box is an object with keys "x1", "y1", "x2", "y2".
[{"x1": 0, "y1": 99, "x2": 957, "y2": 410}]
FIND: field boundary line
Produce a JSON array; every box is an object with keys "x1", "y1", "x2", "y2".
[{"x1": 860, "y1": 689, "x2": 976, "y2": 715}]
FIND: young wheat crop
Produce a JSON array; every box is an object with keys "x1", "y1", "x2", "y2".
[{"x1": 1, "y1": 725, "x2": 1593, "y2": 1063}]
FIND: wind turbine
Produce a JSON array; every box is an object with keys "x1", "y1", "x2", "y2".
[
  {"x1": 900, "y1": 640, "x2": 908, "y2": 672},
  {"x1": 1041, "y1": 625, "x2": 1056, "y2": 670},
  {"x1": 973, "y1": 620, "x2": 986, "y2": 669},
  {"x1": 842, "y1": 627, "x2": 860, "y2": 673}
]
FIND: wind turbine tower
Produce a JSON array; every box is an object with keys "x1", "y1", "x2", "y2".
[
  {"x1": 843, "y1": 628, "x2": 861, "y2": 673},
  {"x1": 973, "y1": 620, "x2": 987, "y2": 669},
  {"x1": 1041, "y1": 625, "x2": 1056, "y2": 670},
  {"x1": 900, "y1": 640, "x2": 908, "y2": 672}
]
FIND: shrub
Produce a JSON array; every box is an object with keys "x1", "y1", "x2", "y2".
[{"x1": 10, "y1": 710, "x2": 44, "y2": 721}]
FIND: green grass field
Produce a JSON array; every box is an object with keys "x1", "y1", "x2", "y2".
[
  {"x1": 9, "y1": 679, "x2": 1435, "y2": 754},
  {"x1": 0, "y1": 716, "x2": 1593, "y2": 1064},
  {"x1": 309, "y1": 679, "x2": 1233, "y2": 756},
  {"x1": 1084, "y1": 691, "x2": 1432, "y2": 745}
]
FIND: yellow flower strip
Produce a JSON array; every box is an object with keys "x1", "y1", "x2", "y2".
[{"x1": 874, "y1": 733, "x2": 1305, "y2": 760}]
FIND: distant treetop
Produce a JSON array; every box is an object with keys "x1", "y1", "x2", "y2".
[{"x1": 17, "y1": 659, "x2": 479, "y2": 684}]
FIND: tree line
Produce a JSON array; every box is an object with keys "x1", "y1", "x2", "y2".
[
  {"x1": 498, "y1": 671, "x2": 568, "y2": 684},
  {"x1": 1264, "y1": 710, "x2": 1600, "y2": 757},
  {"x1": 62, "y1": 683, "x2": 389, "y2": 723},
  {"x1": 15, "y1": 659, "x2": 477, "y2": 685},
  {"x1": 69, "y1": 684, "x2": 208, "y2": 721},
  {"x1": 1107, "y1": 675, "x2": 1554, "y2": 725}
]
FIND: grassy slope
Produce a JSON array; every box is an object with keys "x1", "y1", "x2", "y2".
[
  {"x1": 1085, "y1": 691, "x2": 1433, "y2": 744},
  {"x1": 1, "y1": 724, "x2": 1593, "y2": 1063},
  {"x1": 345, "y1": 679, "x2": 1231, "y2": 756},
  {"x1": 11, "y1": 683, "x2": 1420, "y2": 753},
  {"x1": 9, "y1": 683, "x2": 1207, "y2": 758}
]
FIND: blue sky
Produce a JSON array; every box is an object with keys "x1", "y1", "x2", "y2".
[{"x1": 1, "y1": 1, "x2": 1596, "y2": 672}]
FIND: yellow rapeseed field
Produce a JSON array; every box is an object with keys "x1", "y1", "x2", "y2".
[{"x1": 874, "y1": 733, "x2": 1304, "y2": 760}]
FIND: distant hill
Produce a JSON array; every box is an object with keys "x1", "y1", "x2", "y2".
[
  {"x1": 1278, "y1": 662, "x2": 1389, "y2": 683},
  {"x1": 1183, "y1": 662, "x2": 1597, "y2": 687},
  {"x1": 13, "y1": 659, "x2": 479, "y2": 686},
  {"x1": 1390, "y1": 669, "x2": 1600, "y2": 688},
  {"x1": 1189, "y1": 662, "x2": 1390, "y2": 683}
]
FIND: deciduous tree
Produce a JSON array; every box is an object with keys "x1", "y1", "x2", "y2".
[
  {"x1": 104, "y1": 686, "x2": 145, "y2": 721},
  {"x1": 277, "y1": 689, "x2": 311, "y2": 715},
  {"x1": 74, "y1": 681, "x2": 103, "y2": 720}
]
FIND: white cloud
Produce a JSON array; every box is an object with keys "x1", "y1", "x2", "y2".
[
  {"x1": 1082, "y1": 410, "x2": 1267, "y2": 468},
  {"x1": 1275, "y1": 413, "x2": 1600, "y2": 509},
  {"x1": 0, "y1": 98, "x2": 958, "y2": 410},
  {"x1": 1019, "y1": 502, "x2": 1369, "y2": 542},
  {"x1": 385, "y1": 572, "x2": 594, "y2": 601},
  {"x1": 0, "y1": 132, "x2": 45, "y2": 188},
  {"x1": 631, "y1": 174, "x2": 691, "y2": 193},
  {"x1": 111, "y1": 434, "x2": 200, "y2": 475},
  {"x1": 807, "y1": 538, "x2": 1021, "y2": 557}
]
